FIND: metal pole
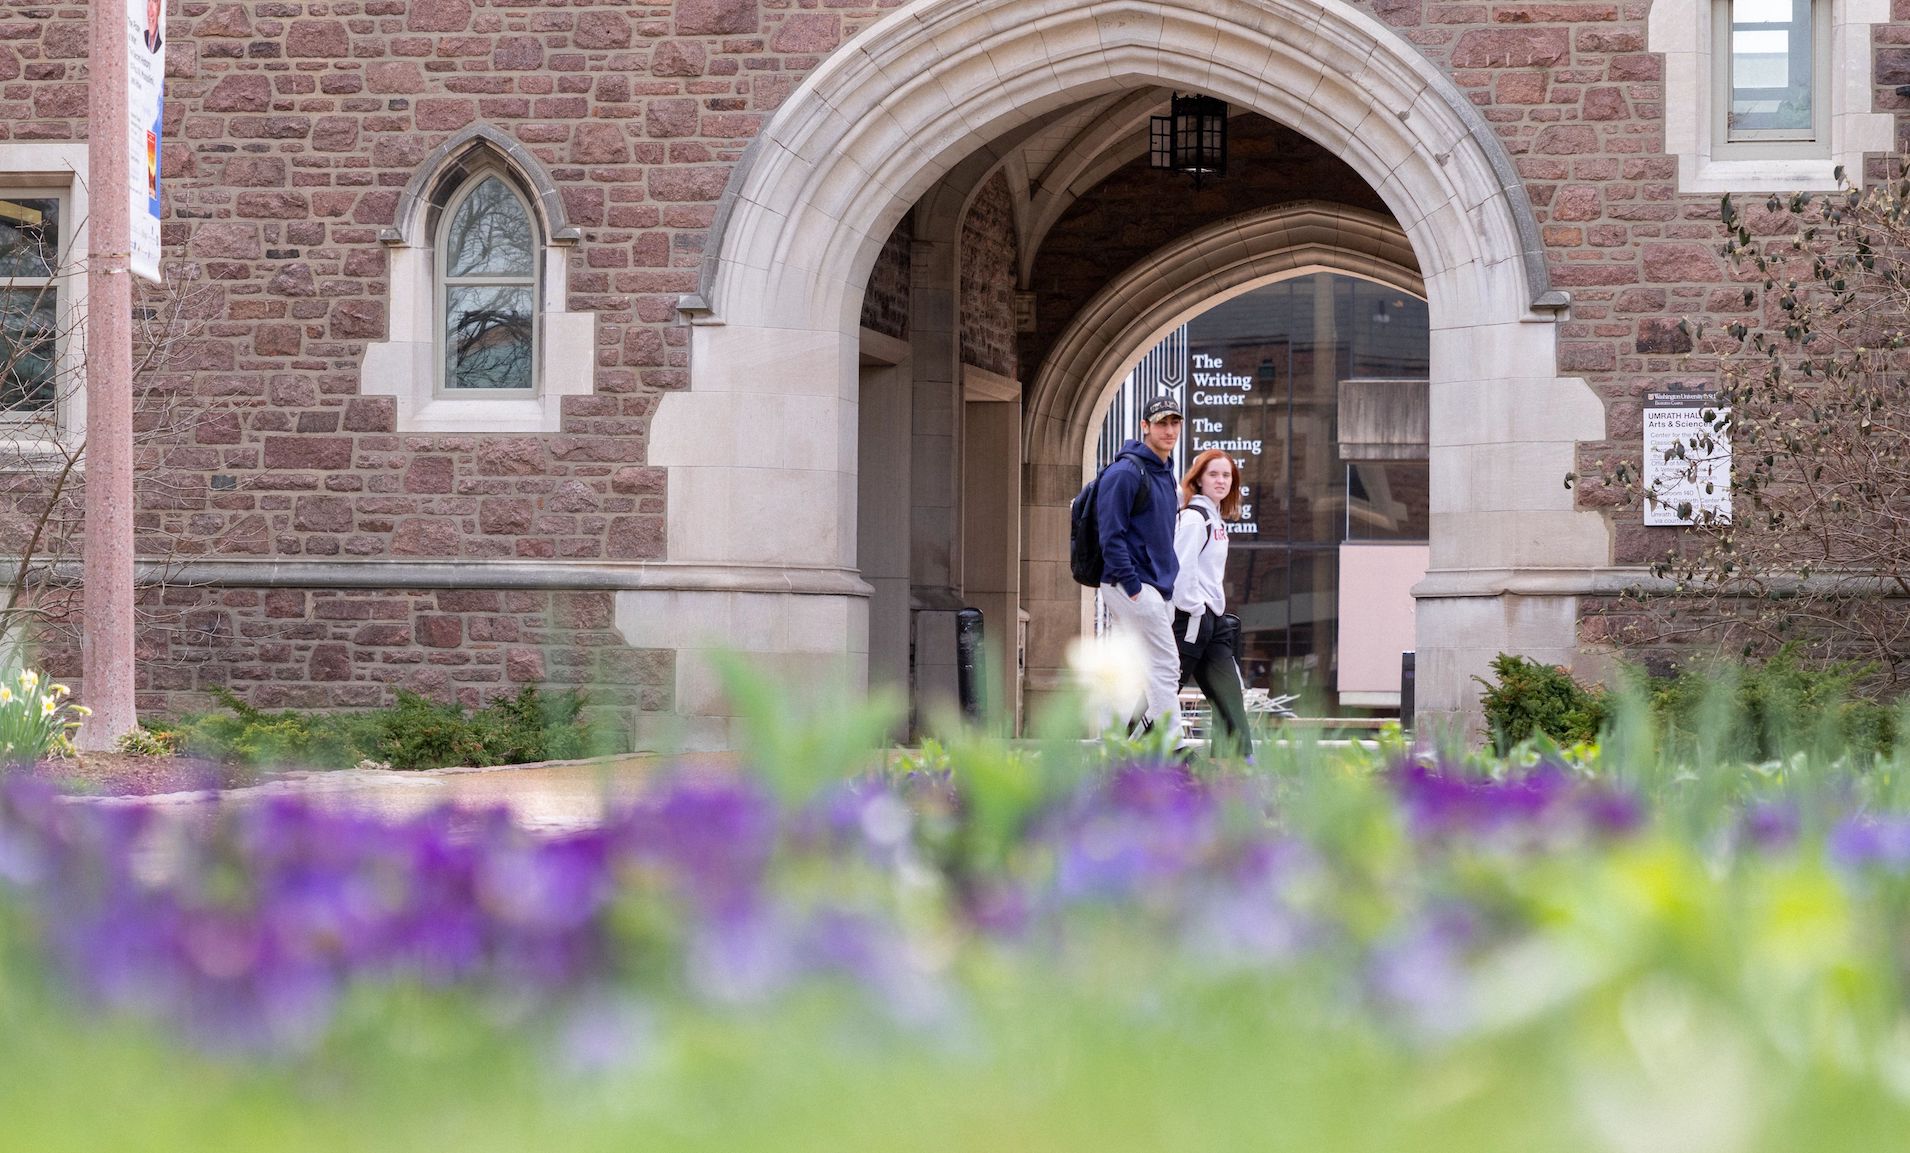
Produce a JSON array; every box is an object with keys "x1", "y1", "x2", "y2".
[
  {"x1": 955, "y1": 608, "x2": 984, "y2": 723},
  {"x1": 80, "y1": 0, "x2": 137, "y2": 748},
  {"x1": 1399, "y1": 650, "x2": 1416, "y2": 734}
]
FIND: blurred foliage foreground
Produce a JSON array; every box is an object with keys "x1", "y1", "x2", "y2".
[{"x1": 9, "y1": 663, "x2": 1910, "y2": 1151}]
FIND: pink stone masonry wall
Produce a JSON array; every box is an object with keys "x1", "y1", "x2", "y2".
[
  {"x1": 31, "y1": 585, "x2": 668, "y2": 716},
  {"x1": 2, "y1": 0, "x2": 902, "y2": 575}
]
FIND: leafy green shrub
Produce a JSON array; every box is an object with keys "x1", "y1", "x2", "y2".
[
  {"x1": 178, "y1": 688, "x2": 386, "y2": 769},
  {"x1": 114, "y1": 726, "x2": 182, "y2": 757},
  {"x1": 171, "y1": 685, "x2": 619, "y2": 771},
  {"x1": 468, "y1": 685, "x2": 597, "y2": 765},
  {"x1": 1646, "y1": 647, "x2": 1896, "y2": 761},
  {"x1": 1475, "y1": 654, "x2": 1610, "y2": 753},
  {"x1": 373, "y1": 691, "x2": 489, "y2": 771}
]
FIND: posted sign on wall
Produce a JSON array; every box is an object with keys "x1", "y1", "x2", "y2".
[
  {"x1": 1184, "y1": 351, "x2": 1262, "y2": 536},
  {"x1": 127, "y1": 0, "x2": 166, "y2": 283},
  {"x1": 1642, "y1": 388, "x2": 1731, "y2": 526}
]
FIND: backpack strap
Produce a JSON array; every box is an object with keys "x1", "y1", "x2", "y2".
[
  {"x1": 1112, "y1": 449, "x2": 1151, "y2": 514},
  {"x1": 1182, "y1": 502, "x2": 1216, "y2": 554}
]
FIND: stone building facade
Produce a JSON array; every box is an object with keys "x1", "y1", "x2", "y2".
[{"x1": 0, "y1": 0, "x2": 1903, "y2": 743}]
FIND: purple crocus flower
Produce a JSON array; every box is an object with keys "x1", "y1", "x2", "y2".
[
  {"x1": 1390, "y1": 761, "x2": 1641, "y2": 844},
  {"x1": 1054, "y1": 763, "x2": 1216, "y2": 902},
  {"x1": 1740, "y1": 802, "x2": 1801, "y2": 852},
  {"x1": 609, "y1": 776, "x2": 777, "y2": 912},
  {"x1": 1828, "y1": 815, "x2": 1910, "y2": 872},
  {"x1": 1393, "y1": 762, "x2": 1570, "y2": 834},
  {"x1": 1368, "y1": 908, "x2": 1480, "y2": 1040},
  {"x1": 686, "y1": 904, "x2": 797, "y2": 1005}
]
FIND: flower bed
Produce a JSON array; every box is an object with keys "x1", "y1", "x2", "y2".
[{"x1": 4, "y1": 723, "x2": 1910, "y2": 1150}]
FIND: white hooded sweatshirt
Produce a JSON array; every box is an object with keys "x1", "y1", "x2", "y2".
[{"x1": 1171, "y1": 494, "x2": 1227, "y2": 636}]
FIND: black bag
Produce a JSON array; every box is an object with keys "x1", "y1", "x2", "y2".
[
  {"x1": 1212, "y1": 611, "x2": 1242, "y2": 657},
  {"x1": 1176, "y1": 610, "x2": 1245, "y2": 686},
  {"x1": 1068, "y1": 450, "x2": 1150, "y2": 587}
]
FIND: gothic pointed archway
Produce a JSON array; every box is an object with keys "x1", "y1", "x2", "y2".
[{"x1": 632, "y1": 0, "x2": 1610, "y2": 741}]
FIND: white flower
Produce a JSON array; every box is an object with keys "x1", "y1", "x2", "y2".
[
  {"x1": 0, "y1": 685, "x2": 12, "y2": 705},
  {"x1": 40, "y1": 694, "x2": 58, "y2": 718},
  {"x1": 18, "y1": 669, "x2": 39, "y2": 694},
  {"x1": 1066, "y1": 632, "x2": 1147, "y2": 732}
]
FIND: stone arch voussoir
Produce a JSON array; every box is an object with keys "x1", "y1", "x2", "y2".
[{"x1": 380, "y1": 122, "x2": 580, "y2": 250}]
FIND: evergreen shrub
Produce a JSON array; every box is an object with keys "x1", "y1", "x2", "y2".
[
  {"x1": 1475, "y1": 654, "x2": 1611, "y2": 752},
  {"x1": 174, "y1": 685, "x2": 617, "y2": 770},
  {"x1": 1646, "y1": 647, "x2": 1896, "y2": 760}
]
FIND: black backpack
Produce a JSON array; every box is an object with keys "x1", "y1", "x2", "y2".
[{"x1": 1069, "y1": 450, "x2": 1151, "y2": 587}]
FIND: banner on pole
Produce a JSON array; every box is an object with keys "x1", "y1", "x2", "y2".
[{"x1": 127, "y1": 0, "x2": 165, "y2": 283}]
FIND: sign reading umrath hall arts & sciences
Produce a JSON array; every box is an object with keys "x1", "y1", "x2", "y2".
[
  {"x1": 1185, "y1": 352, "x2": 1261, "y2": 536},
  {"x1": 127, "y1": 0, "x2": 166, "y2": 284},
  {"x1": 1642, "y1": 388, "x2": 1731, "y2": 526}
]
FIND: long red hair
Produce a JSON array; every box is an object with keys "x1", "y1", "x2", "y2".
[{"x1": 1179, "y1": 449, "x2": 1242, "y2": 520}]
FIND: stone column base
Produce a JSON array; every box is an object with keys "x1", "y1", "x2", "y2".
[
  {"x1": 1412, "y1": 586, "x2": 1588, "y2": 742},
  {"x1": 613, "y1": 583, "x2": 870, "y2": 752}
]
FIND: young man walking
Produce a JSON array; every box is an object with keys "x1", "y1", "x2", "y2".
[{"x1": 1096, "y1": 394, "x2": 1184, "y2": 738}]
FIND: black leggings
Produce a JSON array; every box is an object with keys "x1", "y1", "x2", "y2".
[{"x1": 1173, "y1": 609, "x2": 1253, "y2": 760}]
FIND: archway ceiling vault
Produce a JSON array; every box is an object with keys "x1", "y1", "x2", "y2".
[{"x1": 925, "y1": 87, "x2": 1277, "y2": 291}]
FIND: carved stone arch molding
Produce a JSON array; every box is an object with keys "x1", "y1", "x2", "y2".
[
  {"x1": 362, "y1": 123, "x2": 594, "y2": 434},
  {"x1": 1026, "y1": 202, "x2": 1425, "y2": 462},
  {"x1": 380, "y1": 122, "x2": 581, "y2": 249},
  {"x1": 639, "y1": 0, "x2": 1615, "y2": 743}
]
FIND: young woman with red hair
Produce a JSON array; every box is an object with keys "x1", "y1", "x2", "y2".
[{"x1": 1171, "y1": 448, "x2": 1252, "y2": 759}]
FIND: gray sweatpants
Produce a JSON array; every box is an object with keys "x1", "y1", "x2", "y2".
[{"x1": 1101, "y1": 583, "x2": 1182, "y2": 739}]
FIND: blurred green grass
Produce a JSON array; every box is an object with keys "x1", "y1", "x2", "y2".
[{"x1": 6, "y1": 655, "x2": 1910, "y2": 1150}]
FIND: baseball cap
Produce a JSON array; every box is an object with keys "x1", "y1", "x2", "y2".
[{"x1": 1141, "y1": 395, "x2": 1183, "y2": 423}]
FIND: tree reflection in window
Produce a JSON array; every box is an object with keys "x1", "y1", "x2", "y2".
[
  {"x1": 0, "y1": 195, "x2": 59, "y2": 413},
  {"x1": 441, "y1": 176, "x2": 535, "y2": 390}
]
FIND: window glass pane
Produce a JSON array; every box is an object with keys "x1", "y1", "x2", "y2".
[
  {"x1": 1231, "y1": 547, "x2": 1339, "y2": 709},
  {"x1": 0, "y1": 286, "x2": 57, "y2": 411},
  {"x1": 1734, "y1": 0, "x2": 1794, "y2": 22},
  {"x1": 1346, "y1": 461, "x2": 1430, "y2": 541},
  {"x1": 445, "y1": 284, "x2": 533, "y2": 389},
  {"x1": 0, "y1": 197, "x2": 60, "y2": 278},
  {"x1": 445, "y1": 177, "x2": 534, "y2": 278},
  {"x1": 1729, "y1": 0, "x2": 1813, "y2": 140},
  {"x1": 1096, "y1": 273, "x2": 1431, "y2": 715}
]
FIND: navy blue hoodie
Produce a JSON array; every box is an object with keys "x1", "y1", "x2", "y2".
[{"x1": 1095, "y1": 439, "x2": 1180, "y2": 598}]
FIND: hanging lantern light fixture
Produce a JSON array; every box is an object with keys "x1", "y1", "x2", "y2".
[{"x1": 1149, "y1": 93, "x2": 1228, "y2": 188}]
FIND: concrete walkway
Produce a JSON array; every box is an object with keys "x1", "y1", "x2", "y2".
[{"x1": 89, "y1": 753, "x2": 734, "y2": 835}]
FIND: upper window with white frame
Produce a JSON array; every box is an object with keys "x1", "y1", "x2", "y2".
[
  {"x1": 1650, "y1": 0, "x2": 1890, "y2": 192},
  {"x1": 439, "y1": 171, "x2": 539, "y2": 395},
  {"x1": 1716, "y1": 0, "x2": 1830, "y2": 156},
  {"x1": 0, "y1": 191, "x2": 62, "y2": 420}
]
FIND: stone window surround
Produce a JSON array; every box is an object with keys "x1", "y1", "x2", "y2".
[
  {"x1": 0, "y1": 142, "x2": 88, "y2": 461},
  {"x1": 1650, "y1": 0, "x2": 1892, "y2": 193},
  {"x1": 362, "y1": 124, "x2": 594, "y2": 433}
]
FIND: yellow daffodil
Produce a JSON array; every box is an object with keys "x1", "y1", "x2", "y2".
[{"x1": 0, "y1": 684, "x2": 12, "y2": 705}]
